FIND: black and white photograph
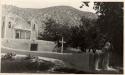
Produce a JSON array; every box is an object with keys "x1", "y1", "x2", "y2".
[{"x1": 1, "y1": 0, "x2": 124, "y2": 74}]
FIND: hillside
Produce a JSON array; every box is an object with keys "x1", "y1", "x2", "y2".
[{"x1": 2, "y1": 5, "x2": 98, "y2": 33}]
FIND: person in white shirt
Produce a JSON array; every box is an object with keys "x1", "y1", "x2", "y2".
[
  {"x1": 95, "y1": 41, "x2": 117, "y2": 71},
  {"x1": 102, "y1": 41, "x2": 111, "y2": 70},
  {"x1": 95, "y1": 41, "x2": 111, "y2": 71}
]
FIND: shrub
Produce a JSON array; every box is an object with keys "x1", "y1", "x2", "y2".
[{"x1": 2, "y1": 52, "x2": 16, "y2": 60}]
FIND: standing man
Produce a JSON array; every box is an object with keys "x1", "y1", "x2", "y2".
[
  {"x1": 102, "y1": 41, "x2": 117, "y2": 71},
  {"x1": 95, "y1": 40, "x2": 111, "y2": 71},
  {"x1": 95, "y1": 40, "x2": 116, "y2": 71},
  {"x1": 102, "y1": 41, "x2": 111, "y2": 70}
]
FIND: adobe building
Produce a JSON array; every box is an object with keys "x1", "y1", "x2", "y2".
[
  {"x1": 1, "y1": 14, "x2": 38, "y2": 40},
  {"x1": 1, "y1": 14, "x2": 55, "y2": 51}
]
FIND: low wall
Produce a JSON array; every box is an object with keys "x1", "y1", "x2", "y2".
[
  {"x1": 1, "y1": 39, "x2": 56, "y2": 52},
  {"x1": 1, "y1": 47, "x2": 95, "y2": 72}
]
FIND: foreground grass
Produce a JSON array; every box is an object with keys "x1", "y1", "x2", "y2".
[
  {"x1": 1, "y1": 52, "x2": 123, "y2": 74},
  {"x1": 1, "y1": 59, "x2": 92, "y2": 73},
  {"x1": 1, "y1": 58, "x2": 55, "y2": 73}
]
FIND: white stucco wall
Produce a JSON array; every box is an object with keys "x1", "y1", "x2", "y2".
[
  {"x1": 2, "y1": 39, "x2": 56, "y2": 52},
  {"x1": 4, "y1": 16, "x2": 15, "y2": 39},
  {"x1": 30, "y1": 19, "x2": 39, "y2": 40}
]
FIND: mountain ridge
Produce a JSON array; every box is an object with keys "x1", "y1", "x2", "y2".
[
  {"x1": 2, "y1": 5, "x2": 98, "y2": 20},
  {"x1": 2, "y1": 5, "x2": 98, "y2": 33}
]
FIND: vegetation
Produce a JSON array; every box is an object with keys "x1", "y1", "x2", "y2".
[
  {"x1": 2, "y1": 52, "x2": 16, "y2": 60},
  {"x1": 81, "y1": 2, "x2": 123, "y2": 66},
  {"x1": 1, "y1": 53, "x2": 55, "y2": 73},
  {"x1": 94, "y1": 2, "x2": 123, "y2": 56},
  {"x1": 39, "y1": 19, "x2": 71, "y2": 42},
  {"x1": 39, "y1": 17, "x2": 98, "y2": 52}
]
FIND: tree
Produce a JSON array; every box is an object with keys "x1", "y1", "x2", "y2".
[
  {"x1": 94, "y1": 2, "x2": 123, "y2": 56},
  {"x1": 39, "y1": 18, "x2": 71, "y2": 49},
  {"x1": 68, "y1": 17, "x2": 94, "y2": 52},
  {"x1": 81, "y1": 2, "x2": 123, "y2": 66},
  {"x1": 82, "y1": 2, "x2": 123, "y2": 53},
  {"x1": 40, "y1": 17, "x2": 93, "y2": 52},
  {"x1": 39, "y1": 18, "x2": 60, "y2": 41}
]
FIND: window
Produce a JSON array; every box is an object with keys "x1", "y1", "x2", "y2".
[
  {"x1": 15, "y1": 30, "x2": 31, "y2": 39},
  {"x1": 15, "y1": 30, "x2": 20, "y2": 39},
  {"x1": 1, "y1": 24, "x2": 5, "y2": 38},
  {"x1": 8, "y1": 21, "x2": 11, "y2": 28},
  {"x1": 33, "y1": 24, "x2": 35, "y2": 30},
  {"x1": 26, "y1": 31, "x2": 31, "y2": 39},
  {"x1": 27, "y1": 21, "x2": 31, "y2": 25},
  {"x1": 3, "y1": 21, "x2": 5, "y2": 26},
  {"x1": 20, "y1": 31, "x2": 25, "y2": 39}
]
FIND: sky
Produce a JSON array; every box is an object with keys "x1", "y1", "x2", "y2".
[{"x1": 2, "y1": 0, "x2": 96, "y2": 13}]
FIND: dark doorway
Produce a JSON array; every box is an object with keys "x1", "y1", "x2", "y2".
[{"x1": 30, "y1": 44, "x2": 38, "y2": 51}]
